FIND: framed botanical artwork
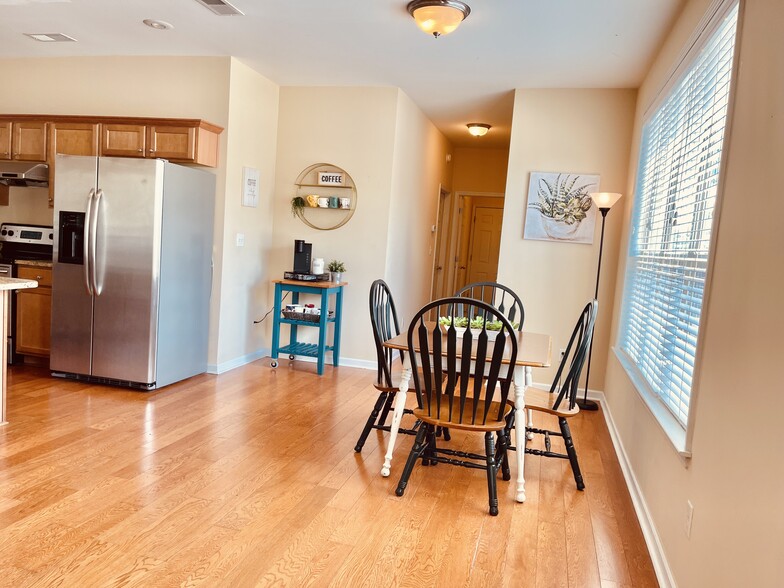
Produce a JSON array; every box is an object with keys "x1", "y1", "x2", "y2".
[{"x1": 524, "y1": 172, "x2": 600, "y2": 244}]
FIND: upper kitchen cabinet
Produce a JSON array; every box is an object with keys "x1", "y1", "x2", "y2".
[
  {"x1": 101, "y1": 120, "x2": 221, "y2": 167},
  {"x1": 101, "y1": 123, "x2": 146, "y2": 158},
  {"x1": 0, "y1": 120, "x2": 48, "y2": 161},
  {"x1": 0, "y1": 115, "x2": 222, "y2": 169},
  {"x1": 48, "y1": 122, "x2": 100, "y2": 205}
]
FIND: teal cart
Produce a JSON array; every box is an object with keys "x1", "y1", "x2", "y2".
[{"x1": 270, "y1": 279, "x2": 346, "y2": 375}]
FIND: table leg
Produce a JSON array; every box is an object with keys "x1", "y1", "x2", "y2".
[
  {"x1": 271, "y1": 283, "x2": 282, "y2": 363},
  {"x1": 514, "y1": 365, "x2": 527, "y2": 502},
  {"x1": 332, "y1": 286, "x2": 343, "y2": 366},
  {"x1": 381, "y1": 355, "x2": 412, "y2": 478},
  {"x1": 525, "y1": 366, "x2": 535, "y2": 441},
  {"x1": 316, "y1": 289, "x2": 328, "y2": 375},
  {"x1": 0, "y1": 292, "x2": 7, "y2": 425}
]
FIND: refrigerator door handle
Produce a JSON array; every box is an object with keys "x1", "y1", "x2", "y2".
[
  {"x1": 83, "y1": 188, "x2": 95, "y2": 295},
  {"x1": 91, "y1": 188, "x2": 104, "y2": 296}
]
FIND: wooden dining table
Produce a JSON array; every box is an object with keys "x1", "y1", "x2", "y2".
[{"x1": 381, "y1": 325, "x2": 552, "y2": 503}]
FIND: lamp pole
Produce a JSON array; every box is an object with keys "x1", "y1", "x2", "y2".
[{"x1": 577, "y1": 192, "x2": 622, "y2": 412}]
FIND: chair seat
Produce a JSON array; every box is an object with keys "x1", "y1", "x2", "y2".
[
  {"x1": 413, "y1": 398, "x2": 512, "y2": 432},
  {"x1": 511, "y1": 386, "x2": 580, "y2": 418}
]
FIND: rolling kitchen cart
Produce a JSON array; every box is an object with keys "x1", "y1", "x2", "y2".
[{"x1": 270, "y1": 279, "x2": 346, "y2": 375}]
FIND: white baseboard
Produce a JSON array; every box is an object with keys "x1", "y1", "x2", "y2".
[
  {"x1": 207, "y1": 348, "x2": 270, "y2": 374},
  {"x1": 208, "y1": 350, "x2": 376, "y2": 374},
  {"x1": 594, "y1": 391, "x2": 677, "y2": 588}
]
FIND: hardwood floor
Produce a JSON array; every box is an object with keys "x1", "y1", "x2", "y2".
[{"x1": 0, "y1": 361, "x2": 658, "y2": 587}]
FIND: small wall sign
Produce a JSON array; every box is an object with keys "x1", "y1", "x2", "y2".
[
  {"x1": 242, "y1": 166, "x2": 260, "y2": 208},
  {"x1": 318, "y1": 171, "x2": 344, "y2": 186}
]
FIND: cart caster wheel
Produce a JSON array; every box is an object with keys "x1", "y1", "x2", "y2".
[
  {"x1": 289, "y1": 354, "x2": 295, "y2": 360},
  {"x1": 270, "y1": 360, "x2": 278, "y2": 368}
]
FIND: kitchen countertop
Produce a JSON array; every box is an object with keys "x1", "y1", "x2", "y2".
[
  {"x1": 0, "y1": 277, "x2": 38, "y2": 291},
  {"x1": 15, "y1": 259, "x2": 53, "y2": 268}
]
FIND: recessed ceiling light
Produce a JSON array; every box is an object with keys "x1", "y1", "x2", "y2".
[
  {"x1": 467, "y1": 123, "x2": 491, "y2": 137},
  {"x1": 24, "y1": 32, "x2": 77, "y2": 42},
  {"x1": 143, "y1": 19, "x2": 174, "y2": 30}
]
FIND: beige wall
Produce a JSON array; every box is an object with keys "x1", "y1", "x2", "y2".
[
  {"x1": 270, "y1": 86, "x2": 399, "y2": 364},
  {"x1": 602, "y1": 0, "x2": 784, "y2": 586},
  {"x1": 497, "y1": 88, "x2": 636, "y2": 389},
  {"x1": 386, "y1": 89, "x2": 452, "y2": 323},
  {"x1": 213, "y1": 58, "x2": 280, "y2": 369},
  {"x1": 451, "y1": 147, "x2": 509, "y2": 194}
]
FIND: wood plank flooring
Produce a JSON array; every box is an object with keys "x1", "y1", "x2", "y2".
[{"x1": 0, "y1": 361, "x2": 658, "y2": 587}]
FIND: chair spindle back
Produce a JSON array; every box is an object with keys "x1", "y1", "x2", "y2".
[
  {"x1": 369, "y1": 279, "x2": 403, "y2": 390},
  {"x1": 455, "y1": 281, "x2": 525, "y2": 331},
  {"x1": 549, "y1": 300, "x2": 598, "y2": 411},
  {"x1": 408, "y1": 297, "x2": 518, "y2": 426}
]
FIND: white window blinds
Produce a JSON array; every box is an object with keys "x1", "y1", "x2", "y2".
[{"x1": 619, "y1": 2, "x2": 739, "y2": 427}]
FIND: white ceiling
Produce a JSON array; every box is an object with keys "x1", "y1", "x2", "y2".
[{"x1": 0, "y1": 0, "x2": 683, "y2": 147}]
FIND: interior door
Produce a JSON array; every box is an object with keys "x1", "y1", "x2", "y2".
[
  {"x1": 465, "y1": 206, "x2": 504, "y2": 285},
  {"x1": 430, "y1": 189, "x2": 452, "y2": 300}
]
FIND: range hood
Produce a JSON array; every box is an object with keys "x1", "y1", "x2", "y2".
[{"x1": 0, "y1": 161, "x2": 49, "y2": 187}]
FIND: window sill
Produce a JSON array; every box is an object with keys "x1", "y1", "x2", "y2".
[{"x1": 613, "y1": 347, "x2": 692, "y2": 462}]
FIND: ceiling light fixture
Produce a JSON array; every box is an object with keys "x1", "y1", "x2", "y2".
[
  {"x1": 143, "y1": 19, "x2": 174, "y2": 30},
  {"x1": 407, "y1": 0, "x2": 471, "y2": 38},
  {"x1": 467, "y1": 123, "x2": 491, "y2": 137}
]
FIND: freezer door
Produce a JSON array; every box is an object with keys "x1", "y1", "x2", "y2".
[
  {"x1": 90, "y1": 157, "x2": 163, "y2": 385},
  {"x1": 50, "y1": 155, "x2": 98, "y2": 376}
]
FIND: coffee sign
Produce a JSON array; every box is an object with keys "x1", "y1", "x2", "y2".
[{"x1": 317, "y1": 171, "x2": 344, "y2": 186}]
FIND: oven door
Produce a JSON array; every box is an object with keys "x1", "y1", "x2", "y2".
[{"x1": 0, "y1": 263, "x2": 13, "y2": 364}]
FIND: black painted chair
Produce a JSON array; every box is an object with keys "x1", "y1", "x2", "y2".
[
  {"x1": 455, "y1": 281, "x2": 524, "y2": 331},
  {"x1": 505, "y1": 300, "x2": 598, "y2": 490},
  {"x1": 354, "y1": 280, "x2": 419, "y2": 453},
  {"x1": 395, "y1": 297, "x2": 518, "y2": 516}
]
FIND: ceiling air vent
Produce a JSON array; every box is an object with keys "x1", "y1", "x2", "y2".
[
  {"x1": 24, "y1": 33, "x2": 77, "y2": 42},
  {"x1": 193, "y1": 0, "x2": 244, "y2": 16}
]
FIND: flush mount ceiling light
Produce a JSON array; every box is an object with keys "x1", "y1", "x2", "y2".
[
  {"x1": 467, "y1": 123, "x2": 491, "y2": 137},
  {"x1": 143, "y1": 19, "x2": 174, "y2": 30},
  {"x1": 407, "y1": 0, "x2": 471, "y2": 38},
  {"x1": 23, "y1": 32, "x2": 76, "y2": 42}
]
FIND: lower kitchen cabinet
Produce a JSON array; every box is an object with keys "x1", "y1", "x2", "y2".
[{"x1": 15, "y1": 265, "x2": 52, "y2": 358}]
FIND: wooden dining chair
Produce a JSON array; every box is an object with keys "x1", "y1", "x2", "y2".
[
  {"x1": 455, "y1": 281, "x2": 524, "y2": 330},
  {"x1": 504, "y1": 300, "x2": 597, "y2": 490},
  {"x1": 395, "y1": 297, "x2": 518, "y2": 516},
  {"x1": 354, "y1": 279, "x2": 419, "y2": 453}
]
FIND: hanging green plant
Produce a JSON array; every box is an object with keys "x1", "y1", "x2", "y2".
[{"x1": 290, "y1": 196, "x2": 306, "y2": 217}]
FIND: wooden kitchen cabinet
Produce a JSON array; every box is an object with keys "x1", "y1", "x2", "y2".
[
  {"x1": 147, "y1": 125, "x2": 195, "y2": 161},
  {"x1": 0, "y1": 120, "x2": 47, "y2": 161},
  {"x1": 15, "y1": 264, "x2": 52, "y2": 358},
  {"x1": 48, "y1": 122, "x2": 100, "y2": 205},
  {"x1": 0, "y1": 121, "x2": 10, "y2": 160},
  {"x1": 101, "y1": 123, "x2": 146, "y2": 158}
]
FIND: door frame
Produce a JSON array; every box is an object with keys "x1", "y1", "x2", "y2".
[{"x1": 430, "y1": 186, "x2": 453, "y2": 301}]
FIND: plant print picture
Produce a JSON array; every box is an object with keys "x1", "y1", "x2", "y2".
[{"x1": 523, "y1": 172, "x2": 600, "y2": 244}]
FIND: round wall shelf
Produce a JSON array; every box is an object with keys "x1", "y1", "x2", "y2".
[{"x1": 292, "y1": 163, "x2": 357, "y2": 231}]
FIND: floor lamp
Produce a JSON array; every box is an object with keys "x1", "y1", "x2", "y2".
[{"x1": 577, "y1": 192, "x2": 623, "y2": 411}]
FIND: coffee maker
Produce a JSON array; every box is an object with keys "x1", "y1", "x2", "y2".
[{"x1": 292, "y1": 239, "x2": 312, "y2": 274}]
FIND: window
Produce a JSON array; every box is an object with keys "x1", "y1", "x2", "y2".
[{"x1": 618, "y1": 2, "x2": 739, "y2": 434}]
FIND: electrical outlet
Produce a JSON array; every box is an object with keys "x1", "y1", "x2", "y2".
[
  {"x1": 235, "y1": 233, "x2": 245, "y2": 247},
  {"x1": 685, "y1": 500, "x2": 694, "y2": 538}
]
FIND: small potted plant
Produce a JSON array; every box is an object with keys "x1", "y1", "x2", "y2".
[
  {"x1": 327, "y1": 260, "x2": 346, "y2": 283},
  {"x1": 290, "y1": 196, "x2": 306, "y2": 217}
]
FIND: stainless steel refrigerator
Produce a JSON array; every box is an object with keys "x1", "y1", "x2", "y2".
[{"x1": 50, "y1": 154, "x2": 215, "y2": 390}]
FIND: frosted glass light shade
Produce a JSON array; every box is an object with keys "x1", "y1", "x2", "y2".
[
  {"x1": 467, "y1": 123, "x2": 490, "y2": 137},
  {"x1": 407, "y1": 1, "x2": 471, "y2": 38},
  {"x1": 590, "y1": 192, "x2": 623, "y2": 209}
]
